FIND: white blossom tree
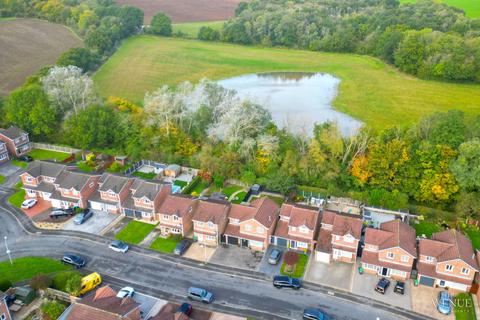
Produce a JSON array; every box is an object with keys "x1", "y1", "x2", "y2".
[{"x1": 41, "y1": 65, "x2": 97, "y2": 117}]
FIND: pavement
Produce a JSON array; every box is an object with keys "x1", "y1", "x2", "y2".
[
  {"x1": 0, "y1": 189, "x2": 434, "y2": 320},
  {"x1": 411, "y1": 285, "x2": 454, "y2": 320},
  {"x1": 304, "y1": 259, "x2": 354, "y2": 291},
  {"x1": 103, "y1": 216, "x2": 130, "y2": 238},
  {"x1": 210, "y1": 245, "x2": 262, "y2": 271},
  {"x1": 257, "y1": 246, "x2": 283, "y2": 275},
  {"x1": 62, "y1": 210, "x2": 118, "y2": 234},
  {"x1": 183, "y1": 242, "x2": 216, "y2": 263},
  {"x1": 351, "y1": 266, "x2": 412, "y2": 310},
  {"x1": 0, "y1": 162, "x2": 23, "y2": 187}
]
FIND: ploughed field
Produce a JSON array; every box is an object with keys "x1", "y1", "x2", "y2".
[
  {"x1": 93, "y1": 36, "x2": 480, "y2": 130},
  {"x1": 115, "y1": 0, "x2": 243, "y2": 23},
  {"x1": 0, "y1": 18, "x2": 82, "y2": 96}
]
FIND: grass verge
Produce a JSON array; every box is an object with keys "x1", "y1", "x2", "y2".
[
  {"x1": 150, "y1": 235, "x2": 182, "y2": 253},
  {"x1": 8, "y1": 182, "x2": 25, "y2": 208},
  {"x1": 11, "y1": 159, "x2": 27, "y2": 168},
  {"x1": 115, "y1": 220, "x2": 157, "y2": 244},
  {"x1": 0, "y1": 257, "x2": 71, "y2": 283},
  {"x1": 280, "y1": 253, "x2": 309, "y2": 278}
]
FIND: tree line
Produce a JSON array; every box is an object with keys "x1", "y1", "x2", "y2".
[
  {"x1": 211, "y1": 0, "x2": 480, "y2": 82},
  {"x1": 1, "y1": 67, "x2": 479, "y2": 220}
]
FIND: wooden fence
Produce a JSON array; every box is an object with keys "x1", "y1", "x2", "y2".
[{"x1": 31, "y1": 143, "x2": 80, "y2": 154}]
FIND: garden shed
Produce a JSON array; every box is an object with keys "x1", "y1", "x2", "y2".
[{"x1": 164, "y1": 164, "x2": 181, "y2": 178}]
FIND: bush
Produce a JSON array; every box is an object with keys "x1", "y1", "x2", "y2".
[
  {"x1": 198, "y1": 26, "x2": 220, "y2": 41},
  {"x1": 213, "y1": 174, "x2": 224, "y2": 188},
  {"x1": 41, "y1": 300, "x2": 66, "y2": 320},
  {"x1": 53, "y1": 271, "x2": 81, "y2": 292},
  {"x1": 64, "y1": 274, "x2": 82, "y2": 295},
  {"x1": 0, "y1": 279, "x2": 12, "y2": 291},
  {"x1": 149, "y1": 12, "x2": 172, "y2": 36},
  {"x1": 30, "y1": 273, "x2": 52, "y2": 290}
]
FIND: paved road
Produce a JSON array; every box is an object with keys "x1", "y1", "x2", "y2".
[{"x1": 0, "y1": 188, "x2": 431, "y2": 320}]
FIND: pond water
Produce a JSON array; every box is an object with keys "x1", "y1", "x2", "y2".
[{"x1": 217, "y1": 72, "x2": 363, "y2": 136}]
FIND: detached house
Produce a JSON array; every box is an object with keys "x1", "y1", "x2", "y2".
[
  {"x1": 417, "y1": 229, "x2": 479, "y2": 292},
  {"x1": 315, "y1": 211, "x2": 363, "y2": 263},
  {"x1": 223, "y1": 197, "x2": 280, "y2": 251},
  {"x1": 89, "y1": 174, "x2": 134, "y2": 214},
  {"x1": 361, "y1": 219, "x2": 417, "y2": 280},
  {"x1": 0, "y1": 126, "x2": 31, "y2": 157},
  {"x1": 121, "y1": 179, "x2": 171, "y2": 221},
  {"x1": 21, "y1": 161, "x2": 67, "y2": 201},
  {"x1": 50, "y1": 171, "x2": 100, "y2": 209},
  {"x1": 270, "y1": 203, "x2": 320, "y2": 251},
  {"x1": 192, "y1": 199, "x2": 230, "y2": 246},
  {"x1": 0, "y1": 291, "x2": 12, "y2": 320},
  {"x1": 0, "y1": 141, "x2": 9, "y2": 165},
  {"x1": 158, "y1": 194, "x2": 197, "y2": 237}
]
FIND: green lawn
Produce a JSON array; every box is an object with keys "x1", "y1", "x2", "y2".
[
  {"x1": 115, "y1": 220, "x2": 157, "y2": 244},
  {"x1": 173, "y1": 180, "x2": 188, "y2": 188},
  {"x1": 462, "y1": 226, "x2": 480, "y2": 250},
  {"x1": 132, "y1": 171, "x2": 157, "y2": 179},
  {"x1": 93, "y1": 36, "x2": 480, "y2": 130},
  {"x1": 0, "y1": 257, "x2": 71, "y2": 283},
  {"x1": 231, "y1": 191, "x2": 247, "y2": 204},
  {"x1": 150, "y1": 235, "x2": 182, "y2": 253},
  {"x1": 400, "y1": 0, "x2": 480, "y2": 18},
  {"x1": 11, "y1": 159, "x2": 27, "y2": 168},
  {"x1": 454, "y1": 293, "x2": 477, "y2": 320},
  {"x1": 222, "y1": 184, "x2": 244, "y2": 198},
  {"x1": 413, "y1": 220, "x2": 442, "y2": 238},
  {"x1": 28, "y1": 149, "x2": 70, "y2": 161},
  {"x1": 280, "y1": 253, "x2": 309, "y2": 278},
  {"x1": 172, "y1": 21, "x2": 224, "y2": 38},
  {"x1": 8, "y1": 188, "x2": 25, "y2": 208}
]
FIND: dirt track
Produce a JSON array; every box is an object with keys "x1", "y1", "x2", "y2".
[
  {"x1": 115, "y1": 0, "x2": 243, "y2": 23},
  {"x1": 0, "y1": 19, "x2": 82, "y2": 96}
]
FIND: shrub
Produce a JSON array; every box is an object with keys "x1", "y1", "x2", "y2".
[
  {"x1": 284, "y1": 251, "x2": 299, "y2": 266},
  {"x1": 41, "y1": 300, "x2": 66, "y2": 320},
  {"x1": 213, "y1": 174, "x2": 224, "y2": 188},
  {"x1": 30, "y1": 273, "x2": 52, "y2": 290},
  {"x1": 53, "y1": 271, "x2": 81, "y2": 292},
  {"x1": 64, "y1": 274, "x2": 82, "y2": 295},
  {"x1": 0, "y1": 279, "x2": 12, "y2": 291}
]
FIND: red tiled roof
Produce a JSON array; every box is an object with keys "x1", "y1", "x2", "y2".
[
  {"x1": 273, "y1": 220, "x2": 314, "y2": 243},
  {"x1": 364, "y1": 220, "x2": 417, "y2": 257},
  {"x1": 316, "y1": 228, "x2": 333, "y2": 253},
  {"x1": 417, "y1": 262, "x2": 473, "y2": 285},
  {"x1": 281, "y1": 203, "x2": 319, "y2": 230},
  {"x1": 192, "y1": 199, "x2": 230, "y2": 224},
  {"x1": 223, "y1": 224, "x2": 265, "y2": 243},
  {"x1": 158, "y1": 194, "x2": 197, "y2": 217},
  {"x1": 331, "y1": 215, "x2": 363, "y2": 239},
  {"x1": 430, "y1": 229, "x2": 479, "y2": 270},
  {"x1": 228, "y1": 197, "x2": 279, "y2": 228},
  {"x1": 321, "y1": 210, "x2": 336, "y2": 225},
  {"x1": 361, "y1": 251, "x2": 412, "y2": 272}
]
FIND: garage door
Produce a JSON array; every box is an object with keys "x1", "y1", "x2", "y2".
[
  {"x1": 124, "y1": 208, "x2": 135, "y2": 217},
  {"x1": 227, "y1": 236, "x2": 239, "y2": 245},
  {"x1": 276, "y1": 237, "x2": 288, "y2": 247},
  {"x1": 419, "y1": 276, "x2": 435, "y2": 287},
  {"x1": 90, "y1": 201, "x2": 103, "y2": 211}
]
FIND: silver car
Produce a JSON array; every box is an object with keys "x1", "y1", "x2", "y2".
[
  {"x1": 268, "y1": 248, "x2": 282, "y2": 265},
  {"x1": 187, "y1": 287, "x2": 214, "y2": 304}
]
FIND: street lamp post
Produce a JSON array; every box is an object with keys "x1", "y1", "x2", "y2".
[{"x1": 4, "y1": 236, "x2": 12, "y2": 265}]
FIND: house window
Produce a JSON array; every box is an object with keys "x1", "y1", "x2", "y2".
[
  {"x1": 291, "y1": 227, "x2": 296, "y2": 231},
  {"x1": 425, "y1": 256, "x2": 434, "y2": 262},
  {"x1": 299, "y1": 227, "x2": 309, "y2": 234},
  {"x1": 1, "y1": 313, "x2": 6, "y2": 320},
  {"x1": 344, "y1": 235, "x2": 354, "y2": 243},
  {"x1": 445, "y1": 264, "x2": 453, "y2": 272},
  {"x1": 143, "y1": 212, "x2": 151, "y2": 218},
  {"x1": 196, "y1": 222, "x2": 204, "y2": 227},
  {"x1": 245, "y1": 225, "x2": 252, "y2": 231},
  {"x1": 163, "y1": 214, "x2": 169, "y2": 220},
  {"x1": 387, "y1": 252, "x2": 394, "y2": 259},
  {"x1": 401, "y1": 255, "x2": 409, "y2": 263},
  {"x1": 461, "y1": 267, "x2": 469, "y2": 275},
  {"x1": 208, "y1": 222, "x2": 214, "y2": 229},
  {"x1": 206, "y1": 235, "x2": 216, "y2": 241},
  {"x1": 108, "y1": 190, "x2": 116, "y2": 196},
  {"x1": 257, "y1": 226, "x2": 264, "y2": 234},
  {"x1": 173, "y1": 215, "x2": 179, "y2": 221},
  {"x1": 26, "y1": 176, "x2": 33, "y2": 183}
]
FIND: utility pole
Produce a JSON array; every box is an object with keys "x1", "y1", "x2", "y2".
[{"x1": 4, "y1": 236, "x2": 12, "y2": 265}]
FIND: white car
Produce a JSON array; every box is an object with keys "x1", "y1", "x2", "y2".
[
  {"x1": 21, "y1": 198, "x2": 37, "y2": 209},
  {"x1": 109, "y1": 240, "x2": 129, "y2": 253},
  {"x1": 117, "y1": 287, "x2": 135, "y2": 298}
]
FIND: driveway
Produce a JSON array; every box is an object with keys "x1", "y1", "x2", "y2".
[
  {"x1": 103, "y1": 217, "x2": 130, "y2": 238},
  {"x1": 22, "y1": 198, "x2": 51, "y2": 218},
  {"x1": 258, "y1": 246, "x2": 283, "y2": 275},
  {"x1": 183, "y1": 242, "x2": 216, "y2": 263},
  {"x1": 62, "y1": 210, "x2": 119, "y2": 234},
  {"x1": 210, "y1": 245, "x2": 262, "y2": 271},
  {"x1": 304, "y1": 259, "x2": 354, "y2": 291},
  {"x1": 351, "y1": 264, "x2": 412, "y2": 310},
  {"x1": 411, "y1": 285, "x2": 454, "y2": 320}
]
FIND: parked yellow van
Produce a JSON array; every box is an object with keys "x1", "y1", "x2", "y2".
[{"x1": 77, "y1": 272, "x2": 102, "y2": 296}]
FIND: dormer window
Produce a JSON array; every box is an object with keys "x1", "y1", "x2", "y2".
[
  {"x1": 173, "y1": 215, "x2": 179, "y2": 221},
  {"x1": 344, "y1": 235, "x2": 354, "y2": 243},
  {"x1": 208, "y1": 222, "x2": 214, "y2": 229},
  {"x1": 461, "y1": 267, "x2": 469, "y2": 275},
  {"x1": 445, "y1": 264, "x2": 453, "y2": 272},
  {"x1": 387, "y1": 252, "x2": 394, "y2": 259},
  {"x1": 163, "y1": 214, "x2": 169, "y2": 220},
  {"x1": 108, "y1": 190, "x2": 116, "y2": 196},
  {"x1": 401, "y1": 255, "x2": 409, "y2": 263},
  {"x1": 425, "y1": 256, "x2": 434, "y2": 262},
  {"x1": 299, "y1": 226, "x2": 309, "y2": 234}
]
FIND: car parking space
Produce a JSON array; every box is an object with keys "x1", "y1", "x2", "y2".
[
  {"x1": 62, "y1": 210, "x2": 119, "y2": 234},
  {"x1": 304, "y1": 259, "x2": 354, "y2": 290},
  {"x1": 183, "y1": 243, "x2": 217, "y2": 263},
  {"x1": 21, "y1": 198, "x2": 51, "y2": 218},
  {"x1": 257, "y1": 246, "x2": 283, "y2": 275},
  {"x1": 351, "y1": 267, "x2": 412, "y2": 309},
  {"x1": 209, "y1": 245, "x2": 262, "y2": 271},
  {"x1": 411, "y1": 285, "x2": 454, "y2": 319}
]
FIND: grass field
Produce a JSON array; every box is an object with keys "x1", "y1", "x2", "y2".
[
  {"x1": 93, "y1": 36, "x2": 480, "y2": 129},
  {"x1": 115, "y1": 220, "x2": 157, "y2": 244},
  {"x1": 173, "y1": 21, "x2": 224, "y2": 38},
  {"x1": 400, "y1": 0, "x2": 480, "y2": 18},
  {"x1": 28, "y1": 149, "x2": 70, "y2": 162},
  {"x1": 0, "y1": 18, "x2": 82, "y2": 96},
  {"x1": 0, "y1": 257, "x2": 71, "y2": 283}
]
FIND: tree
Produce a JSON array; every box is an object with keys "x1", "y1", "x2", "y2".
[
  {"x1": 57, "y1": 48, "x2": 99, "y2": 72},
  {"x1": 30, "y1": 273, "x2": 52, "y2": 290},
  {"x1": 42, "y1": 65, "x2": 97, "y2": 117},
  {"x1": 118, "y1": 6, "x2": 144, "y2": 36},
  {"x1": 41, "y1": 300, "x2": 66, "y2": 320},
  {"x1": 149, "y1": 12, "x2": 172, "y2": 36},
  {"x1": 198, "y1": 26, "x2": 220, "y2": 41},
  {"x1": 455, "y1": 192, "x2": 480, "y2": 220},
  {"x1": 64, "y1": 273, "x2": 82, "y2": 295},
  {"x1": 450, "y1": 139, "x2": 480, "y2": 191},
  {"x1": 394, "y1": 29, "x2": 429, "y2": 75}
]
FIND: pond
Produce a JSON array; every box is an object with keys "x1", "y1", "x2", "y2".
[{"x1": 218, "y1": 72, "x2": 363, "y2": 136}]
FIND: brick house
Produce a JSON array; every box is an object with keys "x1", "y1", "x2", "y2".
[
  {"x1": 0, "y1": 141, "x2": 9, "y2": 165},
  {"x1": 0, "y1": 292, "x2": 12, "y2": 320},
  {"x1": 89, "y1": 174, "x2": 134, "y2": 214},
  {"x1": 192, "y1": 199, "x2": 230, "y2": 246},
  {"x1": 417, "y1": 229, "x2": 479, "y2": 292},
  {"x1": 0, "y1": 126, "x2": 31, "y2": 157},
  {"x1": 157, "y1": 194, "x2": 197, "y2": 237},
  {"x1": 361, "y1": 219, "x2": 417, "y2": 280},
  {"x1": 50, "y1": 171, "x2": 100, "y2": 209},
  {"x1": 121, "y1": 179, "x2": 171, "y2": 221},
  {"x1": 59, "y1": 286, "x2": 141, "y2": 320},
  {"x1": 21, "y1": 161, "x2": 67, "y2": 201},
  {"x1": 222, "y1": 197, "x2": 280, "y2": 251},
  {"x1": 315, "y1": 210, "x2": 363, "y2": 263},
  {"x1": 270, "y1": 203, "x2": 320, "y2": 252}
]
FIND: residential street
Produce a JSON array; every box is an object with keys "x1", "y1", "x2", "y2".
[{"x1": 0, "y1": 188, "x2": 431, "y2": 320}]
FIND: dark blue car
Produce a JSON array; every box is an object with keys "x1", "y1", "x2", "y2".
[
  {"x1": 273, "y1": 275, "x2": 301, "y2": 290},
  {"x1": 174, "y1": 240, "x2": 191, "y2": 255}
]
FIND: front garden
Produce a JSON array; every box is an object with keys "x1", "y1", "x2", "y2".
[
  {"x1": 8, "y1": 181, "x2": 25, "y2": 208},
  {"x1": 454, "y1": 293, "x2": 477, "y2": 320},
  {"x1": 115, "y1": 220, "x2": 157, "y2": 244},
  {"x1": 150, "y1": 235, "x2": 182, "y2": 253},
  {"x1": 280, "y1": 252, "x2": 309, "y2": 278}
]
